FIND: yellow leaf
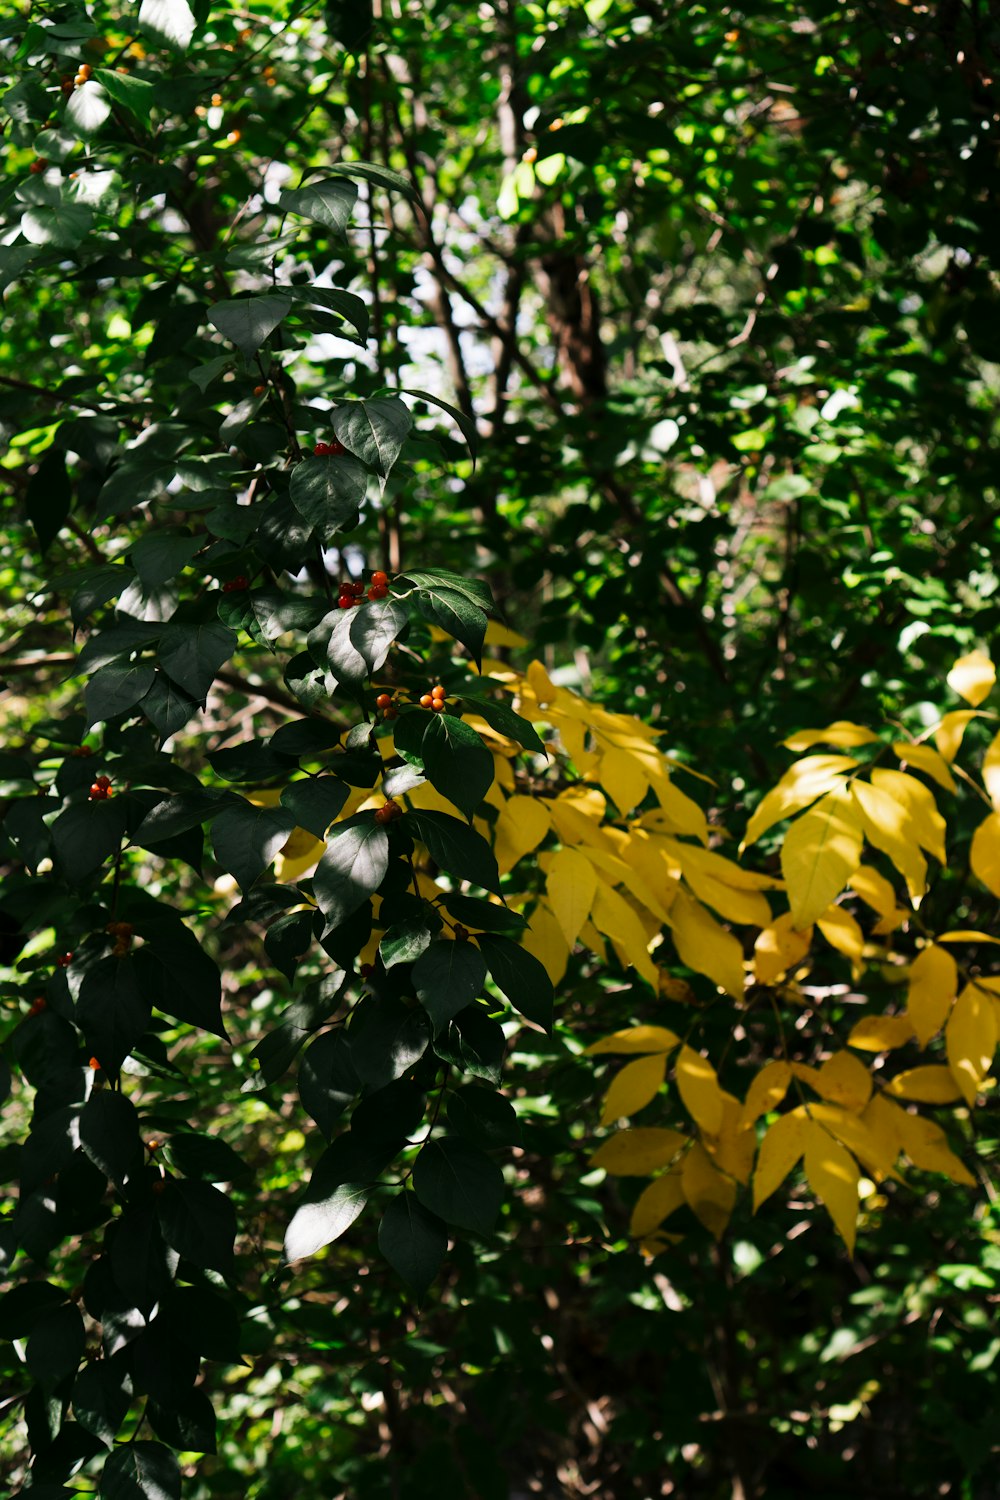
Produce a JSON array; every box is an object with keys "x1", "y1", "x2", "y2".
[
  {"x1": 600, "y1": 1053, "x2": 667, "y2": 1125},
  {"x1": 894, "y1": 1112, "x2": 976, "y2": 1186},
  {"x1": 663, "y1": 839, "x2": 782, "y2": 892},
  {"x1": 659, "y1": 974, "x2": 696, "y2": 1003},
  {"x1": 525, "y1": 658, "x2": 557, "y2": 706},
  {"x1": 521, "y1": 903, "x2": 570, "y2": 985},
  {"x1": 816, "y1": 905, "x2": 866, "y2": 969},
  {"x1": 782, "y1": 721, "x2": 879, "y2": 752},
  {"x1": 754, "y1": 913, "x2": 812, "y2": 984},
  {"x1": 889, "y1": 741, "x2": 956, "y2": 794},
  {"x1": 590, "y1": 1127, "x2": 687, "y2": 1176},
  {"x1": 483, "y1": 620, "x2": 528, "y2": 648},
  {"x1": 847, "y1": 1015, "x2": 914, "y2": 1052},
  {"x1": 645, "y1": 774, "x2": 709, "y2": 843},
  {"x1": 946, "y1": 983, "x2": 998, "y2": 1106},
  {"x1": 781, "y1": 785, "x2": 865, "y2": 928},
  {"x1": 591, "y1": 879, "x2": 659, "y2": 988},
  {"x1": 885, "y1": 1066, "x2": 964, "y2": 1104},
  {"x1": 586, "y1": 1025, "x2": 680, "y2": 1056},
  {"x1": 753, "y1": 1108, "x2": 808, "y2": 1211},
  {"x1": 936, "y1": 929, "x2": 1000, "y2": 946},
  {"x1": 906, "y1": 944, "x2": 958, "y2": 1047},
  {"x1": 599, "y1": 746, "x2": 649, "y2": 814},
  {"x1": 807, "y1": 1102, "x2": 898, "y2": 1180},
  {"x1": 675, "y1": 1045, "x2": 725, "y2": 1135},
  {"x1": 862, "y1": 1094, "x2": 906, "y2": 1160},
  {"x1": 681, "y1": 1143, "x2": 737, "y2": 1239},
  {"x1": 815, "y1": 1051, "x2": 872, "y2": 1112},
  {"x1": 849, "y1": 865, "x2": 906, "y2": 934},
  {"x1": 851, "y1": 779, "x2": 927, "y2": 901},
  {"x1": 870, "y1": 769, "x2": 946, "y2": 863},
  {"x1": 803, "y1": 1122, "x2": 860, "y2": 1254},
  {"x1": 970, "y1": 812, "x2": 1000, "y2": 898},
  {"x1": 947, "y1": 649, "x2": 995, "y2": 707},
  {"x1": 493, "y1": 795, "x2": 551, "y2": 875},
  {"x1": 934, "y1": 709, "x2": 979, "y2": 763},
  {"x1": 981, "y1": 727, "x2": 1000, "y2": 808},
  {"x1": 629, "y1": 1171, "x2": 686, "y2": 1238},
  {"x1": 709, "y1": 1094, "x2": 756, "y2": 1184},
  {"x1": 274, "y1": 826, "x2": 327, "y2": 883},
  {"x1": 545, "y1": 847, "x2": 597, "y2": 948},
  {"x1": 742, "y1": 755, "x2": 860, "y2": 850},
  {"x1": 667, "y1": 888, "x2": 746, "y2": 998},
  {"x1": 740, "y1": 1060, "x2": 792, "y2": 1126},
  {"x1": 681, "y1": 866, "x2": 771, "y2": 927}
]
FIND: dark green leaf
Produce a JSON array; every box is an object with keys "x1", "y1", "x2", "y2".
[
  {"x1": 208, "y1": 294, "x2": 292, "y2": 359},
  {"x1": 412, "y1": 587, "x2": 487, "y2": 666},
  {"x1": 129, "y1": 532, "x2": 201, "y2": 588},
  {"x1": 132, "y1": 791, "x2": 228, "y2": 847},
  {"x1": 73, "y1": 1357, "x2": 132, "y2": 1448},
  {"x1": 380, "y1": 906, "x2": 443, "y2": 968},
  {"x1": 347, "y1": 996, "x2": 431, "y2": 1091},
  {"x1": 433, "y1": 1006, "x2": 505, "y2": 1084},
  {"x1": 476, "y1": 932, "x2": 554, "y2": 1031},
  {"x1": 403, "y1": 387, "x2": 477, "y2": 466},
  {"x1": 446, "y1": 1087, "x2": 521, "y2": 1149},
  {"x1": 289, "y1": 452, "x2": 366, "y2": 539},
  {"x1": 162, "y1": 1132, "x2": 249, "y2": 1183},
  {"x1": 439, "y1": 893, "x2": 526, "y2": 933},
  {"x1": 0, "y1": 1281, "x2": 67, "y2": 1339},
  {"x1": 280, "y1": 777, "x2": 348, "y2": 839},
  {"x1": 139, "y1": 672, "x2": 200, "y2": 738},
  {"x1": 51, "y1": 800, "x2": 127, "y2": 884},
  {"x1": 148, "y1": 1388, "x2": 217, "y2": 1455},
  {"x1": 394, "y1": 567, "x2": 492, "y2": 612},
  {"x1": 325, "y1": 160, "x2": 420, "y2": 203},
  {"x1": 26, "y1": 1301, "x2": 85, "y2": 1387},
  {"x1": 378, "y1": 1192, "x2": 447, "y2": 1295},
  {"x1": 313, "y1": 817, "x2": 389, "y2": 932},
  {"x1": 263, "y1": 907, "x2": 315, "y2": 981},
  {"x1": 349, "y1": 597, "x2": 409, "y2": 676},
  {"x1": 156, "y1": 1179, "x2": 236, "y2": 1275},
  {"x1": 93, "y1": 68, "x2": 156, "y2": 126},
  {"x1": 412, "y1": 1136, "x2": 503, "y2": 1234},
  {"x1": 401, "y1": 711, "x2": 494, "y2": 820},
  {"x1": 80, "y1": 1090, "x2": 141, "y2": 1188},
  {"x1": 407, "y1": 810, "x2": 500, "y2": 893},
  {"x1": 100, "y1": 1439, "x2": 181, "y2": 1500},
  {"x1": 351, "y1": 1079, "x2": 425, "y2": 1143},
  {"x1": 77, "y1": 957, "x2": 151, "y2": 1074},
  {"x1": 330, "y1": 397, "x2": 412, "y2": 482},
  {"x1": 289, "y1": 284, "x2": 369, "y2": 339},
  {"x1": 283, "y1": 1132, "x2": 400, "y2": 1262},
  {"x1": 158, "y1": 621, "x2": 237, "y2": 700},
  {"x1": 413, "y1": 939, "x2": 487, "y2": 1032},
  {"x1": 110, "y1": 1207, "x2": 176, "y2": 1313},
  {"x1": 85, "y1": 660, "x2": 156, "y2": 726},
  {"x1": 26, "y1": 448, "x2": 72, "y2": 552},
  {"x1": 463, "y1": 696, "x2": 546, "y2": 754},
  {"x1": 133, "y1": 931, "x2": 226, "y2": 1037},
  {"x1": 279, "y1": 177, "x2": 358, "y2": 235},
  {"x1": 211, "y1": 802, "x2": 296, "y2": 892},
  {"x1": 298, "y1": 1029, "x2": 359, "y2": 1139}
]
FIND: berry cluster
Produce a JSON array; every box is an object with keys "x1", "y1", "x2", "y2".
[
  {"x1": 88, "y1": 775, "x2": 113, "y2": 801},
  {"x1": 375, "y1": 692, "x2": 398, "y2": 722},
  {"x1": 313, "y1": 439, "x2": 346, "y2": 457},
  {"x1": 374, "y1": 799, "x2": 404, "y2": 826},
  {"x1": 420, "y1": 684, "x2": 447, "y2": 712},
  {"x1": 29, "y1": 158, "x2": 47, "y2": 174},
  {"x1": 55, "y1": 952, "x2": 73, "y2": 968},
  {"x1": 28, "y1": 997, "x2": 46, "y2": 1017},
  {"x1": 62, "y1": 61, "x2": 91, "y2": 94},
  {"x1": 106, "y1": 921, "x2": 134, "y2": 958},
  {"x1": 338, "y1": 570, "x2": 390, "y2": 608},
  {"x1": 72, "y1": 745, "x2": 93, "y2": 758},
  {"x1": 223, "y1": 575, "x2": 249, "y2": 593}
]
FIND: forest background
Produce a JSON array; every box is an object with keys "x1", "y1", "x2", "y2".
[{"x1": 2, "y1": 1, "x2": 1000, "y2": 1498}]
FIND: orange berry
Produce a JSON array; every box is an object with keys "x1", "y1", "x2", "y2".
[
  {"x1": 253, "y1": 383, "x2": 266, "y2": 396},
  {"x1": 211, "y1": 93, "x2": 223, "y2": 107},
  {"x1": 375, "y1": 693, "x2": 392, "y2": 710},
  {"x1": 226, "y1": 130, "x2": 241, "y2": 145},
  {"x1": 146, "y1": 1139, "x2": 160, "y2": 1152},
  {"x1": 368, "y1": 585, "x2": 388, "y2": 601},
  {"x1": 431, "y1": 685, "x2": 446, "y2": 701},
  {"x1": 383, "y1": 706, "x2": 398, "y2": 721},
  {"x1": 419, "y1": 694, "x2": 433, "y2": 708},
  {"x1": 431, "y1": 700, "x2": 445, "y2": 712},
  {"x1": 89, "y1": 1057, "x2": 102, "y2": 1071}
]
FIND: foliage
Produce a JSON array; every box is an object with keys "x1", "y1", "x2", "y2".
[{"x1": 2, "y1": 1, "x2": 1000, "y2": 1498}]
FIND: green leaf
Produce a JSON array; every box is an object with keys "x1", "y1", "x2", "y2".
[
  {"x1": 279, "y1": 177, "x2": 358, "y2": 235},
  {"x1": 476, "y1": 932, "x2": 554, "y2": 1031},
  {"x1": 289, "y1": 452, "x2": 366, "y2": 539},
  {"x1": 264, "y1": 908, "x2": 315, "y2": 981},
  {"x1": 403, "y1": 387, "x2": 478, "y2": 466},
  {"x1": 439, "y1": 893, "x2": 526, "y2": 933},
  {"x1": 158, "y1": 621, "x2": 237, "y2": 700},
  {"x1": 289, "y1": 285, "x2": 369, "y2": 340},
  {"x1": 80, "y1": 1090, "x2": 141, "y2": 1188},
  {"x1": 378, "y1": 1192, "x2": 447, "y2": 1295},
  {"x1": 85, "y1": 660, "x2": 156, "y2": 726},
  {"x1": 283, "y1": 1132, "x2": 400, "y2": 1262},
  {"x1": 325, "y1": 160, "x2": 421, "y2": 203},
  {"x1": 65, "y1": 81, "x2": 112, "y2": 137},
  {"x1": 298, "y1": 1030, "x2": 359, "y2": 1139},
  {"x1": 411, "y1": 587, "x2": 487, "y2": 665},
  {"x1": 129, "y1": 532, "x2": 201, "y2": 588},
  {"x1": 446, "y1": 1086, "x2": 522, "y2": 1149},
  {"x1": 433, "y1": 1006, "x2": 505, "y2": 1084},
  {"x1": 132, "y1": 791, "x2": 228, "y2": 847},
  {"x1": 413, "y1": 939, "x2": 487, "y2": 1031},
  {"x1": 77, "y1": 957, "x2": 152, "y2": 1074},
  {"x1": 313, "y1": 817, "x2": 389, "y2": 932},
  {"x1": 26, "y1": 1301, "x2": 85, "y2": 1387},
  {"x1": 463, "y1": 695, "x2": 546, "y2": 754},
  {"x1": 140, "y1": 671, "x2": 200, "y2": 738},
  {"x1": 156, "y1": 1179, "x2": 236, "y2": 1274},
  {"x1": 347, "y1": 995, "x2": 431, "y2": 1091},
  {"x1": 412, "y1": 1136, "x2": 503, "y2": 1234},
  {"x1": 331, "y1": 397, "x2": 412, "y2": 483},
  {"x1": 20, "y1": 202, "x2": 92, "y2": 248},
  {"x1": 148, "y1": 1388, "x2": 217, "y2": 1455},
  {"x1": 395, "y1": 710, "x2": 494, "y2": 820},
  {"x1": 394, "y1": 567, "x2": 492, "y2": 612},
  {"x1": 25, "y1": 448, "x2": 71, "y2": 552},
  {"x1": 94, "y1": 69, "x2": 156, "y2": 127},
  {"x1": 208, "y1": 294, "x2": 292, "y2": 359},
  {"x1": 323, "y1": 607, "x2": 369, "y2": 687},
  {"x1": 70, "y1": 563, "x2": 129, "y2": 625},
  {"x1": 349, "y1": 597, "x2": 409, "y2": 676},
  {"x1": 280, "y1": 778, "x2": 348, "y2": 839},
  {"x1": 380, "y1": 906, "x2": 443, "y2": 968},
  {"x1": 110, "y1": 1206, "x2": 175, "y2": 1314},
  {"x1": 51, "y1": 800, "x2": 127, "y2": 884},
  {"x1": 133, "y1": 925, "x2": 226, "y2": 1037},
  {"x1": 211, "y1": 802, "x2": 296, "y2": 892},
  {"x1": 73, "y1": 1357, "x2": 132, "y2": 1448},
  {"x1": 407, "y1": 810, "x2": 501, "y2": 893},
  {"x1": 163, "y1": 1132, "x2": 250, "y2": 1183},
  {"x1": 100, "y1": 1439, "x2": 181, "y2": 1500}
]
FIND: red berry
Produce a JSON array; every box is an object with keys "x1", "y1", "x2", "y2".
[
  {"x1": 327, "y1": 438, "x2": 345, "y2": 455},
  {"x1": 72, "y1": 746, "x2": 93, "y2": 758},
  {"x1": 359, "y1": 963, "x2": 374, "y2": 978},
  {"x1": 350, "y1": 581, "x2": 365, "y2": 595},
  {"x1": 28, "y1": 998, "x2": 46, "y2": 1016},
  {"x1": 375, "y1": 693, "x2": 392, "y2": 710},
  {"x1": 338, "y1": 596, "x2": 354, "y2": 610},
  {"x1": 368, "y1": 585, "x2": 388, "y2": 601},
  {"x1": 371, "y1": 570, "x2": 389, "y2": 587},
  {"x1": 95, "y1": 775, "x2": 111, "y2": 789},
  {"x1": 29, "y1": 159, "x2": 47, "y2": 174},
  {"x1": 223, "y1": 575, "x2": 248, "y2": 593},
  {"x1": 89, "y1": 784, "x2": 105, "y2": 799},
  {"x1": 253, "y1": 384, "x2": 266, "y2": 396},
  {"x1": 383, "y1": 706, "x2": 398, "y2": 721},
  {"x1": 56, "y1": 953, "x2": 73, "y2": 968},
  {"x1": 313, "y1": 441, "x2": 331, "y2": 456}
]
